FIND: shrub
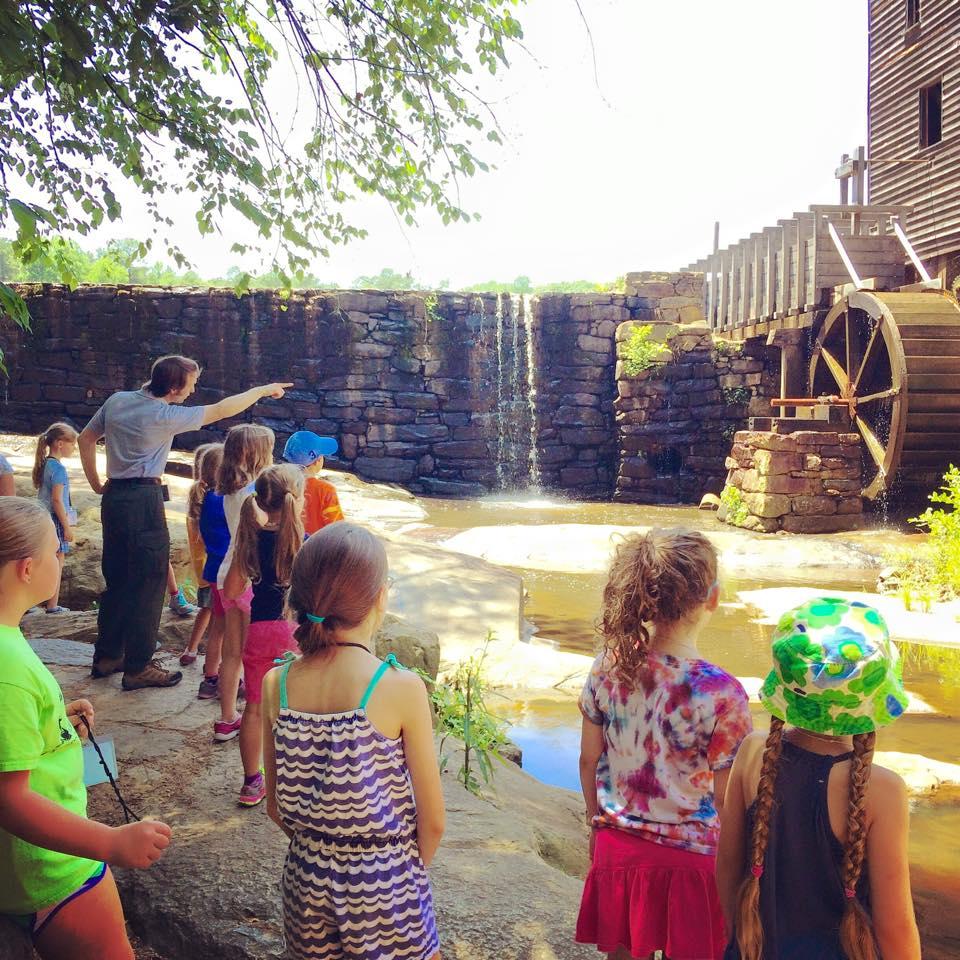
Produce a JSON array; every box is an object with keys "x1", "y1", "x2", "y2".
[
  {"x1": 721, "y1": 386, "x2": 751, "y2": 406},
  {"x1": 720, "y1": 484, "x2": 749, "y2": 527},
  {"x1": 621, "y1": 324, "x2": 669, "y2": 377},
  {"x1": 908, "y1": 465, "x2": 960, "y2": 596},
  {"x1": 418, "y1": 632, "x2": 510, "y2": 794}
]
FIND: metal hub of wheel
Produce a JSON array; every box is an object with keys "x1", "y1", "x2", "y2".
[{"x1": 809, "y1": 290, "x2": 960, "y2": 500}]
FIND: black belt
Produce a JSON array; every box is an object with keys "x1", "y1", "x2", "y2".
[{"x1": 107, "y1": 477, "x2": 162, "y2": 486}]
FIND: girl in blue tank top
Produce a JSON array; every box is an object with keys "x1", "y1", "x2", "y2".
[
  {"x1": 716, "y1": 597, "x2": 921, "y2": 960},
  {"x1": 261, "y1": 522, "x2": 445, "y2": 960}
]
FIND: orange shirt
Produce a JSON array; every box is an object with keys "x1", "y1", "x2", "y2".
[
  {"x1": 303, "y1": 476, "x2": 344, "y2": 535},
  {"x1": 186, "y1": 516, "x2": 209, "y2": 587}
]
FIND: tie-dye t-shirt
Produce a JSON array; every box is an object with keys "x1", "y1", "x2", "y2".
[{"x1": 580, "y1": 650, "x2": 752, "y2": 855}]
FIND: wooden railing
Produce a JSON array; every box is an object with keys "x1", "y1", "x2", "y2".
[{"x1": 685, "y1": 204, "x2": 912, "y2": 332}]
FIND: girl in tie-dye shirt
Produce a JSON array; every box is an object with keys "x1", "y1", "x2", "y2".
[{"x1": 576, "y1": 529, "x2": 752, "y2": 960}]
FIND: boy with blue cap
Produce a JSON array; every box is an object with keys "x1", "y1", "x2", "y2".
[{"x1": 282, "y1": 431, "x2": 344, "y2": 535}]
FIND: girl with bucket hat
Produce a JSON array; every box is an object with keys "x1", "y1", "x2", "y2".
[{"x1": 716, "y1": 597, "x2": 921, "y2": 960}]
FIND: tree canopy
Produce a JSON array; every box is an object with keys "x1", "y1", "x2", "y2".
[{"x1": 0, "y1": 0, "x2": 525, "y2": 340}]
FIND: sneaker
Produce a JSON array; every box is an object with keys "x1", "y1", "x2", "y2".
[
  {"x1": 213, "y1": 713, "x2": 242, "y2": 742},
  {"x1": 237, "y1": 772, "x2": 266, "y2": 807},
  {"x1": 237, "y1": 679, "x2": 246, "y2": 702},
  {"x1": 45, "y1": 605, "x2": 70, "y2": 614},
  {"x1": 122, "y1": 659, "x2": 184, "y2": 690},
  {"x1": 179, "y1": 650, "x2": 198, "y2": 667},
  {"x1": 168, "y1": 588, "x2": 199, "y2": 618},
  {"x1": 91, "y1": 656, "x2": 124, "y2": 679},
  {"x1": 198, "y1": 675, "x2": 219, "y2": 700}
]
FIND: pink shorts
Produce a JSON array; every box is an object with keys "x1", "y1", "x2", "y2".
[
  {"x1": 211, "y1": 584, "x2": 252, "y2": 617},
  {"x1": 576, "y1": 827, "x2": 726, "y2": 960},
  {"x1": 242, "y1": 620, "x2": 299, "y2": 704}
]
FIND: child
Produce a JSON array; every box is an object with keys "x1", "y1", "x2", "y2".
[
  {"x1": 576, "y1": 528, "x2": 752, "y2": 960},
  {"x1": 716, "y1": 597, "x2": 921, "y2": 960},
  {"x1": 0, "y1": 497, "x2": 171, "y2": 960},
  {"x1": 213, "y1": 424, "x2": 275, "y2": 741},
  {"x1": 224, "y1": 464, "x2": 305, "y2": 806},
  {"x1": 196, "y1": 444, "x2": 227, "y2": 699},
  {"x1": 262, "y1": 522, "x2": 444, "y2": 960},
  {"x1": 180, "y1": 444, "x2": 218, "y2": 667},
  {"x1": 33, "y1": 423, "x2": 79, "y2": 614},
  {"x1": 282, "y1": 430, "x2": 343, "y2": 535}
]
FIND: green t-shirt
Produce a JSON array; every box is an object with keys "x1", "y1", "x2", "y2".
[{"x1": 0, "y1": 625, "x2": 100, "y2": 914}]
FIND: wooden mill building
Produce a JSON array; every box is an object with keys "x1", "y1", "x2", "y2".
[{"x1": 869, "y1": 0, "x2": 960, "y2": 286}]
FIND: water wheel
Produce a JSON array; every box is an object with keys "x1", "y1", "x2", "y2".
[{"x1": 809, "y1": 289, "x2": 960, "y2": 500}]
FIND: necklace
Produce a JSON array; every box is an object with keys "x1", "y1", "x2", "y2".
[
  {"x1": 654, "y1": 642, "x2": 700, "y2": 659},
  {"x1": 334, "y1": 641, "x2": 371, "y2": 654},
  {"x1": 789, "y1": 728, "x2": 853, "y2": 749}
]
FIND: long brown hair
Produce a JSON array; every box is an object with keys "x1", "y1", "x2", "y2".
[
  {"x1": 735, "y1": 719, "x2": 878, "y2": 960},
  {"x1": 287, "y1": 522, "x2": 388, "y2": 656},
  {"x1": 187, "y1": 444, "x2": 223, "y2": 522},
  {"x1": 599, "y1": 528, "x2": 717, "y2": 684},
  {"x1": 32, "y1": 422, "x2": 78, "y2": 489},
  {"x1": 233, "y1": 465, "x2": 305, "y2": 585},
  {"x1": 0, "y1": 496, "x2": 53, "y2": 563},
  {"x1": 216, "y1": 424, "x2": 274, "y2": 495}
]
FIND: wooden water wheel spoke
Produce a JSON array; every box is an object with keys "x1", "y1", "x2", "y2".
[
  {"x1": 852, "y1": 322, "x2": 884, "y2": 394},
  {"x1": 856, "y1": 387, "x2": 898, "y2": 406},
  {"x1": 819, "y1": 345, "x2": 850, "y2": 394},
  {"x1": 854, "y1": 415, "x2": 888, "y2": 472}
]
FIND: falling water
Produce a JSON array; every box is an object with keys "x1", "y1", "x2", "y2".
[
  {"x1": 495, "y1": 293, "x2": 507, "y2": 489},
  {"x1": 474, "y1": 294, "x2": 487, "y2": 347},
  {"x1": 522, "y1": 294, "x2": 541, "y2": 489}
]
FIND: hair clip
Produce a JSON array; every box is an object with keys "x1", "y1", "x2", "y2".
[
  {"x1": 750, "y1": 864, "x2": 764, "y2": 879},
  {"x1": 305, "y1": 613, "x2": 326, "y2": 624},
  {"x1": 844, "y1": 887, "x2": 856, "y2": 900}
]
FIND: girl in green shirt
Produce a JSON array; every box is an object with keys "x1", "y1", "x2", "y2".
[{"x1": 0, "y1": 497, "x2": 172, "y2": 959}]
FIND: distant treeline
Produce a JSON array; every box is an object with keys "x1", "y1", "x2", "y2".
[{"x1": 0, "y1": 239, "x2": 621, "y2": 295}]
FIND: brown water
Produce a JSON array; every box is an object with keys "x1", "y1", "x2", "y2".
[{"x1": 418, "y1": 492, "x2": 960, "y2": 958}]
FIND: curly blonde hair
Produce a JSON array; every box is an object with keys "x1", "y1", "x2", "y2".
[{"x1": 599, "y1": 528, "x2": 717, "y2": 684}]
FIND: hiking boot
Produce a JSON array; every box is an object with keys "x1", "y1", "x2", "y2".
[
  {"x1": 238, "y1": 772, "x2": 266, "y2": 807},
  {"x1": 214, "y1": 713, "x2": 242, "y2": 742},
  {"x1": 168, "y1": 588, "x2": 199, "y2": 618},
  {"x1": 91, "y1": 656, "x2": 124, "y2": 679},
  {"x1": 122, "y1": 659, "x2": 183, "y2": 690},
  {"x1": 198, "y1": 675, "x2": 219, "y2": 700}
]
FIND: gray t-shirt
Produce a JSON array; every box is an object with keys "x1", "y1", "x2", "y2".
[
  {"x1": 85, "y1": 389, "x2": 206, "y2": 479},
  {"x1": 0, "y1": 454, "x2": 12, "y2": 475}
]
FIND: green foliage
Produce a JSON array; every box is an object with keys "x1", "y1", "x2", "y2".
[
  {"x1": 720, "y1": 484, "x2": 750, "y2": 526},
  {"x1": 419, "y1": 633, "x2": 510, "y2": 795},
  {"x1": 461, "y1": 277, "x2": 620, "y2": 295},
  {"x1": 714, "y1": 337, "x2": 743, "y2": 357},
  {"x1": 721, "y1": 386, "x2": 751, "y2": 406},
  {"x1": 900, "y1": 641, "x2": 960, "y2": 687},
  {"x1": 720, "y1": 423, "x2": 738, "y2": 442},
  {"x1": 353, "y1": 267, "x2": 419, "y2": 291},
  {"x1": 908, "y1": 465, "x2": 960, "y2": 597},
  {"x1": 621, "y1": 324, "x2": 669, "y2": 377},
  {"x1": 0, "y1": 1, "x2": 525, "y2": 294},
  {"x1": 423, "y1": 294, "x2": 442, "y2": 324}
]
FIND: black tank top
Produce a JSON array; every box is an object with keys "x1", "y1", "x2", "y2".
[
  {"x1": 250, "y1": 529, "x2": 286, "y2": 623},
  {"x1": 724, "y1": 740, "x2": 870, "y2": 960}
]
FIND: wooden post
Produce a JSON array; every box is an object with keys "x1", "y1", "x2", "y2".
[
  {"x1": 853, "y1": 146, "x2": 866, "y2": 206},
  {"x1": 839, "y1": 153, "x2": 850, "y2": 204},
  {"x1": 718, "y1": 249, "x2": 730, "y2": 331}
]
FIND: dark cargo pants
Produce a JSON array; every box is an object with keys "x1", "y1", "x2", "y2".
[{"x1": 95, "y1": 481, "x2": 169, "y2": 674}]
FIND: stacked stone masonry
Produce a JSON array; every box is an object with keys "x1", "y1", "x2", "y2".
[
  {"x1": 0, "y1": 283, "x2": 681, "y2": 498},
  {"x1": 613, "y1": 272, "x2": 780, "y2": 503},
  {"x1": 721, "y1": 430, "x2": 864, "y2": 534}
]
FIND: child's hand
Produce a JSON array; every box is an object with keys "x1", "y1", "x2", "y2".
[
  {"x1": 66, "y1": 699, "x2": 94, "y2": 739},
  {"x1": 109, "y1": 820, "x2": 172, "y2": 868},
  {"x1": 63, "y1": 526, "x2": 74, "y2": 543}
]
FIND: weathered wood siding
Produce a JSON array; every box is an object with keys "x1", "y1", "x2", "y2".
[{"x1": 869, "y1": 0, "x2": 960, "y2": 262}]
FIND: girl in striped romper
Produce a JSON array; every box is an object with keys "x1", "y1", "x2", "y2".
[{"x1": 261, "y1": 522, "x2": 445, "y2": 960}]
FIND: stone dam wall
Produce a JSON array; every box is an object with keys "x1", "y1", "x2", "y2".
[{"x1": 0, "y1": 274, "x2": 781, "y2": 502}]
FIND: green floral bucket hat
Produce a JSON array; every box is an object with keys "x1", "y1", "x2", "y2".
[{"x1": 759, "y1": 596, "x2": 908, "y2": 735}]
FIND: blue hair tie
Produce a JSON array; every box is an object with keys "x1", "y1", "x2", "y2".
[{"x1": 305, "y1": 613, "x2": 326, "y2": 624}]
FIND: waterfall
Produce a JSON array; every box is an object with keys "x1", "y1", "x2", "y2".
[
  {"x1": 494, "y1": 293, "x2": 507, "y2": 489},
  {"x1": 522, "y1": 294, "x2": 541, "y2": 489},
  {"x1": 474, "y1": 294, "x2": 487, "y2": 348}
]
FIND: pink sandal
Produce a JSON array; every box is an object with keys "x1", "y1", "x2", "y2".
[{"x1": 179, "y1": 650, "x2": 198, "y2": 666}]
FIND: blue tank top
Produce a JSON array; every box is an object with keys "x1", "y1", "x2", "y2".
[
  {"x1": 198, "y1": 490, "x2": 229, "y2": 583},
  {"x1": 724, "y1": 740, "x2": 870, "y2": 960}
]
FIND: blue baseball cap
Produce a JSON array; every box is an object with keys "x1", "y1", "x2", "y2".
[{"x1": 283, "y1": 431, "x2": 338, "y2": 466}]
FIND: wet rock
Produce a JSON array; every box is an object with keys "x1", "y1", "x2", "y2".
[{"x1": 699, "y1": 493, "x2": 722, "y2": 511}]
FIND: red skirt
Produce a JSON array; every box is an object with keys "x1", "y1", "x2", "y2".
[{"x1": 575, "y1": 827, "x2": 726, "y2": 960}]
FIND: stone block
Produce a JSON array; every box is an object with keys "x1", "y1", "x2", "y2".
[
  {"x1": 837, "y1": 497, "x2": 864, "y2": 514},
  {"x1": 742, "y1": 492, "x2": 791, "y2": 518},
  {"x1": 433, "y1": 440, "x2": 490, "y2": 459},
  {"x1": 395, "y1": 392, "x2": 439, "y2": 411},
  {"x1": 753, "y1": 449, "x2": 803, "y2": 475},
  {"x1": 804, "y1": 454, "x2": 822, "y2": 470},
  {"x1": 740, "y1": 471, "x2": 821, "y2": 496},
  {"x1": 740, "y1": 515, "x2": 780, "y2": 533},
  {"x1": 553, "y1": 406, "x2": 605, "y2": 427},
  {"x1": 560, "y1": 466, "x2": 599, "y2": 487},
  {"x1": 791, "y1": 495, "x2": 838, "y2": 516},
  {"x1": 416, "y1": 477, "x2": 487, "y2": 497},
  {"x1": 353, "y1": 456, "x2": 417, "y2": 482},
  {"x1": 780, "y1": 514, "x2": 863, "y2": 534}
]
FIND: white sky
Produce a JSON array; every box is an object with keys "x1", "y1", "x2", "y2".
[{"x1": 71, "y1": 0, "x2": 869, "y2": 287}]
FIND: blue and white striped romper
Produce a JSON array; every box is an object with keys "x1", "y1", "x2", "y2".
[{"x1": 274, "y1": 654, "x2": 440, "y2": 960}]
